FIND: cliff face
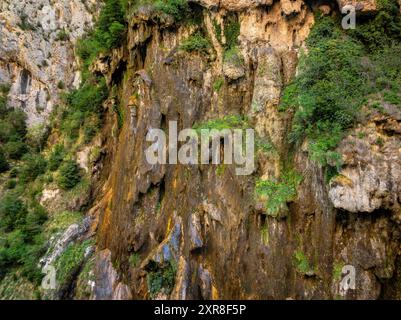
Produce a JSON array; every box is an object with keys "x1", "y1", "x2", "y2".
[
  {"x1": 85, "y1": 1, "x2": 401, "y2": 300},
  {"x1": 1, "y1": 0, "x2": 401, "y2": 300},
  {"x1": 0, "y1": 0, "x2": 98, "y2": 125}
]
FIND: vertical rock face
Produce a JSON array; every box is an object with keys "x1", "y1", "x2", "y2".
[
  {"x1": 85, "y1": 0, "x2": 401, "y2": 300},
  {"x1": 0, "y1": 0, "x2": 98, "y2": 125},
  {"x1": 2, "y1": 0, "x2": 401, "y2": 301}
]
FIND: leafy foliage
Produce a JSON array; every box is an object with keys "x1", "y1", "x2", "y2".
[
  {"x1": 147, "y1": 260, "x2": 177, "y2": 298},
  {"x1": 48, "y1": 144, "x2": 65, "y2": 171},
  {"x1": 19, "y1": 154, "x2": 47, "y2": 184},
  {"x1": 57, "y1": 160, "x2": 82, "y2": 190},
  {"x1": 294, "y1": 250, "x2": 312, "y2": 275},
  {"x1": 0, "y1": 194, "x2": 47, "y2": 282},
  {"x1": 55, "y1": 239, "x2": 93, "y2": 286},
  {"x1": 179, "y1": 32, "x2": 211, "y2": 54},
  {"x1": 255, "y1": 170, "x2": 302, "y2": 217},
  {"x1": 280, "y1": 6, "x2": 401, "y2": 167}
]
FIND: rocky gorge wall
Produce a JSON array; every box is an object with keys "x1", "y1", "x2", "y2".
[
  {"x1": 1, "y1": 0, "x2": 401, "y2": 300},
  {"x1": 0, "y1": 0, "x2": 99, "y2": 125},
  {"x1": 85, "y1": 0, "x2": 401, "y2": 300}
]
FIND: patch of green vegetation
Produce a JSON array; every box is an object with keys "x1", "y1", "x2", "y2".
[
  {"x1": 223, "y1": 14, "x2": 240, "y2": 49},
  {"x1": 213, "y1": 78, "x2": 224, "y2": 92},
  {"x1": 17, "y1": 14, "x2": 35, "y2": 31},
  {"x1": 0, "y1": 84, "x2": 11, "y2": 95},
  {"x1": 349, "y1": 0, "x2": 401, "y2": 52},
  {"x1": 260, "y1": 221, "x2": 269, "y2": 246},
  {"x1": 129, "y1": 253, "x2": 141, "y2": 268},
  {"x1": 255, "y1": 136, "x2": 276, "y2": 155},
  {"x1": 223, "y1": 47, "x2": 244, "y2": 67},
  {"x1": 48, "y1": 144, "x2": 65, "y2": 171},
  {"x1": 0, "y1": 194, "x2": 47, "y2": 283},
  {"x1": 279, "y1": 6, "x2": 401, "y2": 168},
  {"x1": 147, "y1": 260, "x2": 177, "y2": 298},
  {"x1": 18, "y1": 153, "x2": 47, "y2": 184},
  {"x1": 153, "y1": 0, "x2": 190, "y2": 21},
  {"x1": 371, "y1": 101, "x2": 386, "y2": 113},
  {"x1": 212, "y1": 19, "x2": 222, "y2": 44},
  {"x1": 215, "y1": 164, "x2": 226, "y2": 177},
  {"x1": 55, "y1": 29, "x2": 69, "y2": 42},
  {"x1": 0, "y1": 149, "x2": 9, "y2": 173},
  {"x1": 294, "y1": 250, "x2": 312, "y2": 275},
  {"x1": 113, "y1": 102, "x2": 125, "y2": 129},
  {"x1": 255, "y1": 169, "x2": 302, "y2": 217},
  {"x1": 383, "y1": 90, "x2": 401, "y2": 106},
  {"x1": 55, "y1": 239, "x2": 93, "y2": 287},
  {"x1": 0, "y1": 272, "x2": 39, "y2": 300},
  {"x1": 74, "y1": 256, "x2": 95, "y2": 300},
  {"x1": 179, "y1": 32, "x2": 211, "y2": 54},
  {"x1": 57, "y1": 160, "x2": 82, "y2": 190},
  {"x1": 60, "y1": 78, "x2": 107, "y2": 143},
  {"x1": 333, "y1": 262, "x2": 345, "y2": 281},
  {"x1": 193, "y1": 115, "x2": 250, "y2": 132},
  {"x1": 45, "y1": 211, "x2": 83, "y2": 236},
  {"x1": 325, "y1": 165, "x2": 339, "y2": 184},
  {"x1": 57, "y1": 81, "x2": 65, "y2": 90}
]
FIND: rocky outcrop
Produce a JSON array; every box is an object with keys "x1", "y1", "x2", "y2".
[
  {"x1": 329, "y1": 108, "x2": 401, "y2": 215},
  {"x1": 0, "y1": 0, "x2": 99, "y2": 125}
]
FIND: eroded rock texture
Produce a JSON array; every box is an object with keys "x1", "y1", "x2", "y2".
[
  {"x1": 0, "y1": 0, "x2": 98, "y2": 125},
  {"x1": 79, "y1": 0, "x2": 401, "y2": 300}
]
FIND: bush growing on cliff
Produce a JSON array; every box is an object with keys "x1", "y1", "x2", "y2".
[
  {"x1": 147, "y1": 260, "x2": 177, "y2": 298},
  {"x1": 279, "y1": 9, "x2": 401, "y2": 167},
  {"x1": 0, "y1": 194, "x2": 47, "y2": 282},
  {"x1": 57, "y1": 160, "x2": 82, "y2": 190},
  {"x1": 19, "y1": 154, "x2": 47, "y2": 184},
  {"x1": 179, "y1": 32, "x2": 211, "y2": 54},
  {"x1": 255, "y1": 170, "x2": 302, "y2": 217},
  {"x1": 95, "y1": 0, "x2": 126, "y2": 49},
  {"x1": 48, "y1": 144, "x2": 65, "y2": 171},
  {"x1": 0, "y1": 149, "x2": 9, "y2": 173}
]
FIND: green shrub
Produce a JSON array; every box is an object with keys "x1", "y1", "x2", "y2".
[
  {"x1": 294, "y1": 250, "x2": 312, "y2": 275},
  {"x1": 280, "y1": 16, "x2": 366, "y2": 166},
  {"x1": 94, "y1": 0, "x2": 126, "y2": 50},
  {"x1": 0, "y1": 83, "x2": 11, "y2": 95},
  {"x1": 213, "y1": 78, "x2": 224, "y2": 92},
  {"x1": 19, "y1": 154, "x2": 47, "y2": 184},
  {"x1": 26, "y1": 124, "x2": 49, "y2": 152},
  {"x1": 223, "y1": 14, "x2": 240, "y2": 49},
  {"x1": 193, "y1": 115, "x2": 250, "y2": 132},
  {"x1": 179, "y1": 32, "x2": 211, "y2": 54},
  {"x1": 223, "y1": 47, "x2": 244, "y2": 67},
  {"x1": 56, "y1": 29, "x2": 69, "y2": 42},
  {"x1": 0, "y1": 149, "x2": 9, "y2": 173},
  {"x1": 55, "y1": 239, "x2": 93, "y2": 286},
  {"x1": 154, "y1": 0, "x2": 190, "y2": 21},
  {"x1": 147, "y1": 260, "x2": 177, "y2": 298},
  {"x1": 57, "y1": 160, "x2": 81, "y2": 190},
  {"x1": 255, "y1": 170, "x2": 302, "y2": 217},
  {"x1": 279, "y1": 8, "x2": 401, "y2": 168},
  {"x1": 5, "y1": 179, "x2": 16, "y2": 190},
  {"x1": 57, "y1": 81, "x2": 65, "y2": 90},
  {"x1": 48, "y1": 144, "x2": 65, "y2": 171},
  {"x1": 0, "y1": 193, "x2": 28, "y2": 232},
  {"x1": 6, "y1": 109, "x2": 27, "y2": 138},
  {"x1": 65, "y1": 78, "x2": 108, "y2": 114},
  {"x1": 349, "y1": 0, "x2": 401, "y2": 52},
  {"x1": 129, "y1": 253, "x2": 141, "y2": 268},
  {"x1": 105, "y1": 21, "x2": 126, "y2": 48},
  {"x1": 4, "y1": 140, "x2": 28, "y2": 160}
]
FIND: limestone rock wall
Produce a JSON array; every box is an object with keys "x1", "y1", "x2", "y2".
[{"x1": 0, "y1": 0, "x2": 99, "y2": 125}]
